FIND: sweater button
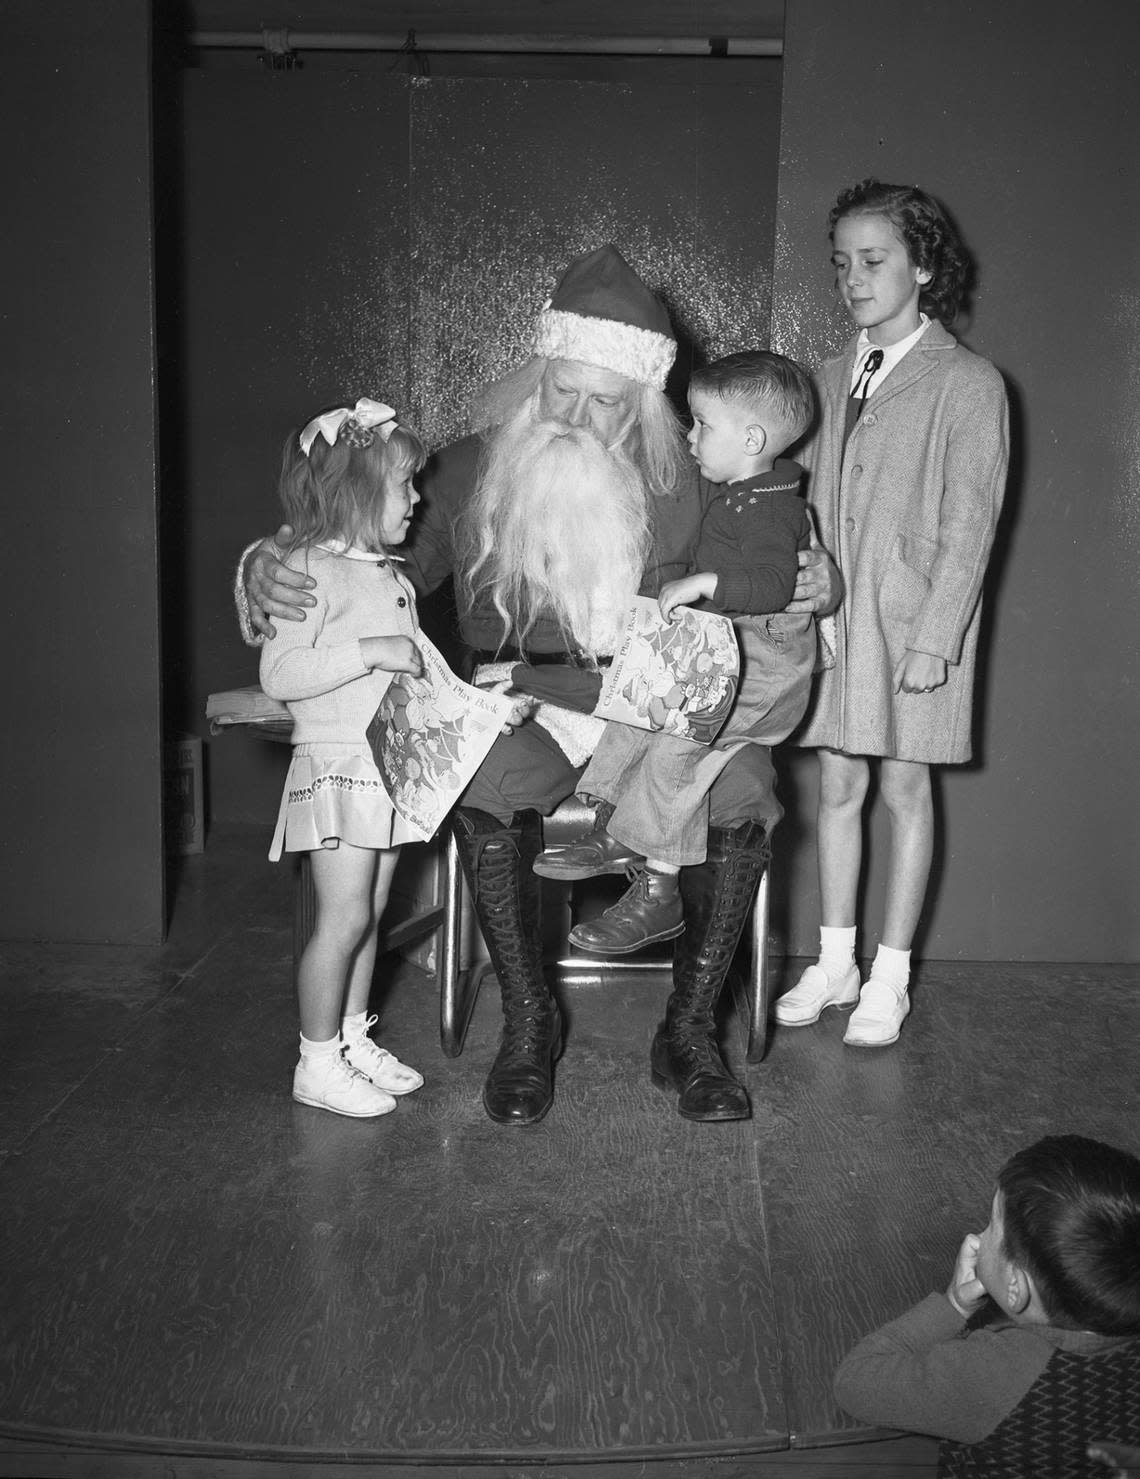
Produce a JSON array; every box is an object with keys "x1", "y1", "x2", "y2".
[
  {"x1": 851, "y1": 464, "x2": 863, "y2": 477},
  {"x1": 845, "y1": 517, "x2": 856, "y2": 531},
  {"x1": 862, "y1": 414, "x2": 876, "y2": 426},
  {"x1": 396, "y1": 596, "x2": 407, "y2": 608}
]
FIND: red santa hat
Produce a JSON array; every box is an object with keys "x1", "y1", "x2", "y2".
[{"x1": 533, "y1": 244, "x2": 677, "y2": 390}]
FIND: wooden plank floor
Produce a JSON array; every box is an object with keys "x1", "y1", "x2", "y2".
[{"x1": 1, "y1": 826, "x2": 1136, "y2": 1478}]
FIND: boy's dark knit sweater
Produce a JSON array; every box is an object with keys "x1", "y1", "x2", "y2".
[{"x1": 696, "y1": 457, "x2": 810, "y2": 617}]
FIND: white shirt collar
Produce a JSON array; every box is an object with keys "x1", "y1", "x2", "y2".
[
  {"x1": 316, "y1": 538, "x2": 404, "y2": 564},
  {"x1": 850, "y1": 314, "x2": 931, "y2": 394}
]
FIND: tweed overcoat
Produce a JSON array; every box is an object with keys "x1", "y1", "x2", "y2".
[{"x1": 796, "y1": 321, "x2": 1008, "y2": 763}]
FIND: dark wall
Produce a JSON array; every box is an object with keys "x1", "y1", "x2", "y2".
[
  {"x1": 187, "y1": 63, "x2": 783, "y2": 829},
  {"x1": 772, "y1": 0, "x2": 1139, "y2": 961},
  {"x1": 3, "y1": 2, "x2": 163, "y2": 942}
]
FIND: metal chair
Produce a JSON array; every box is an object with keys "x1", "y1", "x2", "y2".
[
  {"x1": 438, "y1": 794, "x2": 773, "y2": 1063},
  {"x1": 207, "y1": 689, "x2": 774, "y2": 1065}
]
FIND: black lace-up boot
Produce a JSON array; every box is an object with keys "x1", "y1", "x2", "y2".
[
  {"x1": 650, "y1": 820, "x2": 771, "y2": 1122},
  {"x1": 451, "y1": 806, "x2": 561, "y2": 1125}
]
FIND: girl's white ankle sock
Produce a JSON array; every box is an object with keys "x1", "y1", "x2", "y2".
[
  {"x1": 871, "y1": 944, "x2": 911, "y2": 992},
  {"x1": 819, "y1": 925, "x2": 857, "y2": 980},
  {"x1": 340, "y1": 1011, "x2": 369, "y2": 1040},
  {"x1": 299, "y1": 1032, "x2": 341, "y2": 1061}
]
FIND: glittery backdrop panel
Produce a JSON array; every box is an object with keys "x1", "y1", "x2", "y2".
[
  {"x1": 182, "y1": 73, "x2": 412, "y2": 479},
  {"x1": 407, "y1": 75, "x2": 781, "y2": 445}
]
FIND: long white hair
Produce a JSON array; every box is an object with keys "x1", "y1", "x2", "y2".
[{"x1": 458, "y1": 391, "x2": 658, "y2": 654}]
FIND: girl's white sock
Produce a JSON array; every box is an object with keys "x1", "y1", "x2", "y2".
[
  {"x1": 299, "y1": 1032, "x2": 341, "y2": 1061},
  {"x1": 819, "y1": 925, "x2": 857, "y2": 980},
  {"x1": 870, "y1": 944, "x2": 911, "y2": 993},
  {"x1": 340, "y1": 1010, "x2": 370, "y2": 1041}
]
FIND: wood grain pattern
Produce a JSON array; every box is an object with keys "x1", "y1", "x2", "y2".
[
  {"x1": 0, "y1": 828, "x2": 1135, "y2": 1474},
  {"x1": 760, "y1": 959, "x2": 1140, "y2": 1445},
  {"x1": 0, "y1": 830, "x2": 783, "y2": 1459}
]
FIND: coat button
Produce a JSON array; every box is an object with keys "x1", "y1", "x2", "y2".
[
  {"x1": 851, "y1": 464, "x2": 863, "y2": 477},
  {"x1": 845, "y1": 517, "x2": 856, "y2": 531},
  {"x1": 397, "y1": 596, "x2": 407, "y2": 608},
  {"x1": 862, "y1": 414, "x2": 877, "y2": 426}
]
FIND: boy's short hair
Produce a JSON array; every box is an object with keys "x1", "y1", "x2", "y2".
[
  {"x1": 998, "y1": 1135, "x2": 1140, "y2": 1336},
  {"x1": 690, "y1": 350, "x2": 815, "y2": 447}
]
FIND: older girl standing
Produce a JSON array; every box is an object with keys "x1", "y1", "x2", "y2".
[{"x1": 778, "y1": 180, "x2": 1009, "y2": 1047}]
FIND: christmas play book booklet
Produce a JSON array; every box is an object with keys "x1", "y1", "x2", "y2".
[
  {"x1": 596, "y1": 597, "x2": 740, "y2": 745},
  {"x1": 366, "y1": 634, "x2": 514, "y2": 842}
]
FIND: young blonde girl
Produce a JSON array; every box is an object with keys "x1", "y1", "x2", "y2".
[
  {"x1": 780, "y1": 180, "x2": 1009, "y2": 1047},
  {"x1": 261, "y1": 397, "x2": 429, "y2": 1117}
]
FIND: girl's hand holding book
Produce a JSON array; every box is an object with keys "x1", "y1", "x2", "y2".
[{"x1": 360, "y1": 635, "x2": 423, "y2": 677}]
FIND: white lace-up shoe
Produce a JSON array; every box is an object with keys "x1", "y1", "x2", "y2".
[
  {"x1": 843, "y1": 979, "x2": 911, "y2": 1047},
  {"x1": 774, "y1": 962, "x2": 861, "y2": 1026},
  {"x1": 293, "y1": 1051, "x2": 398, "y2": 1117},
  {"x1": 341, "y1": 1014, "x2": 424, "y2": 1095}
]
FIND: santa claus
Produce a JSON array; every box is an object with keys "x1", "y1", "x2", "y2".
[{"x1": 243, "y1": 245, "x2": 835, "y2": 1128}]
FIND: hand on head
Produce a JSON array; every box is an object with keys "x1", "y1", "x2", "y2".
[{"x1": 946, "y1": 1233, "x2": 987, "y2": 1317}]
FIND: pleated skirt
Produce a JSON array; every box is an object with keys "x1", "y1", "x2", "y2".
[{"x1": 268, "y1": 743, "x2": 420, "y2": 859}]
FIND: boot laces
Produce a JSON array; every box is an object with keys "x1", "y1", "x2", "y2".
[
  {"x1": 502, "y1": 998, "x2": 556, "y2": 1052},
  {"x1": 464, "y1": 833, "x2": 521, "y2": 908}
]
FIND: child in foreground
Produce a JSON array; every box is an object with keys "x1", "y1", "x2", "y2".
[
  {"x1": 534, "y1": 350, "x2": 816, "y2": 957},
  {"x1": 260, "y1": 397, "x2": 431, "y2": 1119},
  {"x1": 834, "y1": 1135, "x2": 1140, "y2": 1474}
]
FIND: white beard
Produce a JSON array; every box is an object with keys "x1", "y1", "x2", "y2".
[{"x1": 461, "y1": 406, "x2": 652, "y2": 655}]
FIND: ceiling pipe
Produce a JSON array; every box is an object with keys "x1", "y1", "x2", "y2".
[{"x1": 188, "y1": 30, "x2": 783, "y2": 58}]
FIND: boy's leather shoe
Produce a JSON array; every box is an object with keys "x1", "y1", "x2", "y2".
[
  {"x1": 568, "y1": 867, "x2": 684, "y2": 954},
  {"x1": 533, "y1": 827, "x2": 643, "y2": 881}
]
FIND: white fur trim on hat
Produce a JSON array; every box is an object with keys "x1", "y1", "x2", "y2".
[{"x1": 534, "y1": 307, "x2": 676, "y2": 390}]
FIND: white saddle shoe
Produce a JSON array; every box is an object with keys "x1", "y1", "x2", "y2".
[
  {"x1": 774, "y1": 963, "x2": 861, "y2": 1026},
  {"x1": 843, "y1": 979, "x2": 911, "y2": 1047}
]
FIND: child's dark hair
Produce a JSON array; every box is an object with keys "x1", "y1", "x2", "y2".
[
  {"x1": 829, "y1": 179, "x2": 972, "y2": 325},
  {"x1": 998, "y1": 1135, "x2": 1140, "y2": 1335},
  {"x1": 691, "y1": 350, "x2": 815, "y2": 444},
  {"x1": 278, "y1": 410, "x2": 426, "y2": 557}
]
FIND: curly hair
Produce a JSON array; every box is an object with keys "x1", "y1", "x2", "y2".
[{"x1": 829, "y1": 179, "x2": 973, "y2": 325}]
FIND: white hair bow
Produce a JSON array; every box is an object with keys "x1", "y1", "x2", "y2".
[{"x1": 298, "y1": 398, "x2": 398, "y2": 457}]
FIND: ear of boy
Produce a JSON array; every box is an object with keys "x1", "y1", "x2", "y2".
[
  {"x1": 1005, "y1": 1262, "x2": 1052, "y2": 1325},
  {"x1": 744, "y1": 424, "x2": 767, "y2": 456},
  {"x1": 1006, "y1": 1266, "x2": 1031, "y2": 1315}
]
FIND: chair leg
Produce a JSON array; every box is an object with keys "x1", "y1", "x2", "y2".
[
  {"x1": 746, "y1": 864, "x2": 771, "y2": 1064},
  {"x1": 438, "y1": 828, "x2": 490, "y2": 1058}
]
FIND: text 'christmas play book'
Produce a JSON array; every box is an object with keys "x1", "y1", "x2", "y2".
[{"x1": 595, "y1": 597, "x2": 739, "y2": 745}]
